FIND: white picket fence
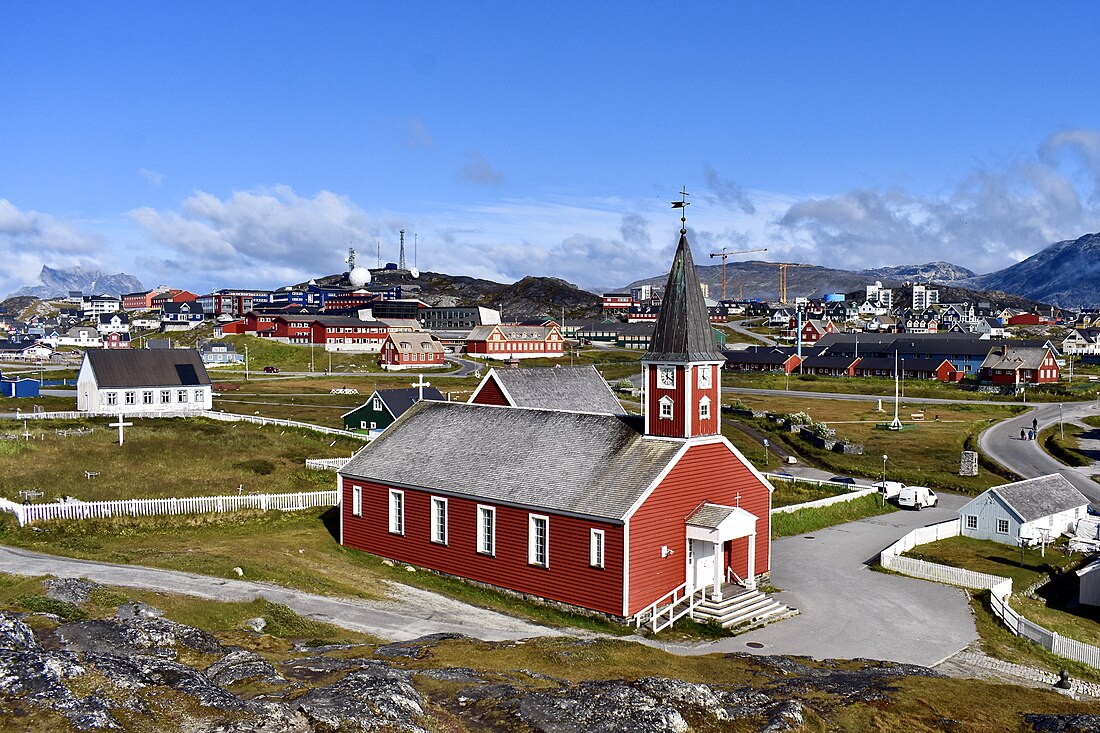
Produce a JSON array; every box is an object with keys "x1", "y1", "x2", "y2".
[
  {"x1": 12, "y1": 409, "x2": 370, "y2": 441},
  {"x1": 881, "y1": 518, "x2": 1100, "y2": 669},
  {"x1": 0, "y1": 490, "x2": 339, "y2": 527},
  {"x1": 305, "y1": 456, "x2": 354, "y2": 472}
]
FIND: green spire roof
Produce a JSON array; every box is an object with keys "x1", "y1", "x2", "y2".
[{"x1": 643, "y1": 231, "x2": 724, "y2": 363}]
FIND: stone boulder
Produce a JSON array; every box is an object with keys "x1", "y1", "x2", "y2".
[
  {"x1": 206, "y1": 649, "x2": 286, "y2": 688},
  {"x1": 58, "y1": 616, "x2": 225, "y2": 659},
  {"x1": 294, "y1": 661, "x2": 426, "y2": 732}
]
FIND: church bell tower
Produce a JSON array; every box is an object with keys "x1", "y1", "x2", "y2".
[{"x1": 642, "y1": 198, "x2": 725, "y2": 439}]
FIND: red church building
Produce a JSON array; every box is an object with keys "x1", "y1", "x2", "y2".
[{"x1": 338, "y1": 226, "x2": 783, "y2": 629}]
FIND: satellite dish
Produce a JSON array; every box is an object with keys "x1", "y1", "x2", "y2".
[{"x1": 409, "y1": 267, "x2": 420, "y2": 279}]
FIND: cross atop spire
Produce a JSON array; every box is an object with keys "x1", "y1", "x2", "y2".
[{"x1": 671, "y1": 187, "x2": 690, "y2": 234}]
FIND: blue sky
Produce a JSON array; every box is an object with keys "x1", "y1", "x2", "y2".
[{"x1": 3, "y1": 2, "x2": 1100, "y2": 296}]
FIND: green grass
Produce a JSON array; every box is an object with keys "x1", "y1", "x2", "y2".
[
  {"x1": 724, "y1": 395, "x2": 1018, "y2": 493},
  {"x1": 771, "y1": 493, "x2": 897, "y2": 538},
  {"x1": 1039, "y1": 423, "x2": 1092, "y2": 467},
  {"x1": 769, "y1": 477, "x2": 848, "y2": 508},
  {"x1": 0, "y1": 394, "x2": 78, "y2": 412},
  {"x1": 902, "y1": 535, "x2": 1077, "y2": 591},
  {"x1": 0, "y1": 416, "x2": 359, "y2": 502}
]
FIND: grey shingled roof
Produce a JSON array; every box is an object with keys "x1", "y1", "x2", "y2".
[
  {"x1": 487, "y1": 366, "x2": 624, "y2": 414},
  {"x1": 376, "y1": 387, "x2": 445, "y2": 419},
  {"x1": 643, "y1": 232, "x2": 724, "y2": 363},
  {"x1": 992, "y1": 474, "x2": 1089, "y2": 522},
  {"x1": 687, "y1": 504, "x2": 736, "y2": 529},
  {"x1": 84, "y1": 349, "x2": 211, "y2": 388},
  {"x1": 980, "y1": 346, "x2": 1050, "y2": 371},
  {"x1": 340, "y1": 401, "x2": 684, "y2": 521}
]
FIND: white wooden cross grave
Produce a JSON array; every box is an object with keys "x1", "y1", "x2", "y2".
[
  {"x1": 111, "y1": 413, "x2": 133, "y2": 446},
  {"x1": 411, "y1": 374, "x2": 431, "y2": 402}
]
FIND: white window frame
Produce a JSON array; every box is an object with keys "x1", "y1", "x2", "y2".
[
  {"x1": 658, "y1": 395, "x2": 674, "y2": 420},
  {"x1": 388, "y1": 490, "x2": 405, "y2": 535},
  {"x1": 104, "y1": 391, "x2": 118, "y2": 406},
  {"x1": 373, "y1": 396, "x2": 382, "y2": 411},
  {"x1": 352, "y1": 486, "x2": 362, "y2": 517},
  {"x1": 431, "y1": 497, "x2": 448, "y2": 545},
  {"x1": 590, "y1": 528, "x2": 605, "y2": 569},
  {"x1": 477, "y1": 505, "x2": 496, "y2": 556},
  {"x1": 124, "y1": 391, "x2": 136, "y2": 405},
  {"x1": 965, "y1": 514, "x2": 978, "y2": 530},
  {"x1": 699, "y1": 395, "x2": 711, "y2": 420},
  {"x1": 996, "y1": 518, "x2": 1009, "y2": 535},
  {"x1": 194, "y1": 389, "x2": 203, "y2": 402},
  {"x1": 160, "y1": 389, "x2": 171, "y2": 404},
  {"x1": 177, "y1": 389, "x2": 188, "y2": 403},
  {"x1": 528, "y1": 514, "x2": 549, "y2": 567},
  {"x1": 142, "y1": 390, "x2": 154, "y2": 405}
]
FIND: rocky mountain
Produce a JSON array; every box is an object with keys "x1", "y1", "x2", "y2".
[
  {"x1": 861, "y1": 261, "x2": 976, "y2": 283},
  {"x1": 311, "y1": 269, "x2": 603, "y2": 320},
  {"x1": 960, "y1": 232, "x2": 1100, "y2": 309},
  {"x1": 9, "y1": 266, "x2": 144, "y2": 300}
]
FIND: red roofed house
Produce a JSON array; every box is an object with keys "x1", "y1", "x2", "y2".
[
  {"x1": 338, "y1": 224, "x2": 786, "y2": 630},
  {"x1": 379, "y1": 332, "x2": 446, "y2": 370}
]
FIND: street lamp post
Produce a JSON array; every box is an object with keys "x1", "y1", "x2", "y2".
[
  {"x1": 1059, "y1": 403, "x2": 1064, "y2": 440},
  {"x1": 244, "y1": 345, "x2": 249, "y2": 380},
  {"x1": 901, "y1": 359, "x2": 905, "y2": 398},
  {"x1": 881, "y1": 454, "x2": 888, "y2": 506}
]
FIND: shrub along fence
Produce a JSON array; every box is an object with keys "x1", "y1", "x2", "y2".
[{"x1": 880, "y1": 519, "x2": 1100, "y2": 670}]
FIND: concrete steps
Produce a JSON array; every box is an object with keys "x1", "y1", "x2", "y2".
[{"x1": 692, "y1": 587, "x2": 796, "y2": 630}]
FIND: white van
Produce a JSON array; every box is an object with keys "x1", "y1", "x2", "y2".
[
  {"x1": 872, "y1": 480, "x2": 905, "y2": 499},
  {"x1": 897, "y1": 486, "x2": 937, "y2": 510}
]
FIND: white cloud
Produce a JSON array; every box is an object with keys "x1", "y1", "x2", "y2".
[
  {"x1": 129, "y1": 186, "x2": 380, "y2": 289},
  {"x1": 457, "y1": 152, "x2": 504, "y2": 186},
  {"x1": 0, "y1": 199, "x2": 104, "y2": 296},
  {"x1": 139, "y1": 168, "x2": 165, "y2": 186},
  {"x1": 773, "y1": 131, "x2": 1100, "y2": 272}
]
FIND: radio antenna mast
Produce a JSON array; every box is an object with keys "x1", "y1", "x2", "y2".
[{"x1": 399, "y1": 228, "x2": 407, "y2": 271}]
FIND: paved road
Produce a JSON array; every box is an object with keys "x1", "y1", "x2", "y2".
[
  {"x1": 723, "y1": 319, "x2": 776, "y2": 346},
  {"x1": 0, "y1": 545, "x2": 564, "y2": 643},
  {"x1": 979, "y1": 400, "x2": 1100, "y2": 505},
  {"x1": 653, "y1": 493, "x2": 977, "y2": 666},
  {"x1": 725, "y1": 386, "x2": 1026, "y2": 406}
]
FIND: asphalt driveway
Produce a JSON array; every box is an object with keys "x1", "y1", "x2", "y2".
[{"x1": 657, "y1": 492, "x2": 977, "y2": 667}]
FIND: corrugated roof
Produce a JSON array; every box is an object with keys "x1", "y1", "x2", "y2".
[
  {"x1": 643, "y1": 232, "x2": 724, "y2": 363},
  {"x1": 487, "y1": 366, "x2": 624, "y2": 414},
  {"x1": 340, "y1": 401, "x2": 684, "y2": 520},
  {"x1": 991, "y1": 474, "x2": 1089, "y2": 522},
  {"x1": 84, "y1": 349, "x2": 211, "y2": 388}
]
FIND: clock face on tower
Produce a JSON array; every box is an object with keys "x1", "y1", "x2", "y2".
[
  {"x1": 698, "y1": 365, "x2": 712, "y2": 389},
  {"x1": 657, "y1": 366, "x2": 676, "y2": 389}
]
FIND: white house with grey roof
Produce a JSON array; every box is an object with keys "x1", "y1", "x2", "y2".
[
  {"x1": 957, "y1": 474, "x2": 1090, "y2": 546},
  {"x1": 77, "y1": 349, "x2": 212, "y2": 414}
]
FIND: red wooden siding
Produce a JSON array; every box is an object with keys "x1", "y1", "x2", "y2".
[
  {"x1": 341, "y1": 480, "x2": 626, "y2": 616},
  {"x1": 626, "y1": 441, "x2": 771, "y2": 616},
  {"x1": 688, "y1": 365, "x2": 720, "y2": 438},
  {"x1": 470, "y1": 376, "x2": 510, "y2": 406},
  {"x1": 646, "y1": 365, "x2": 686, "y2": 438}
]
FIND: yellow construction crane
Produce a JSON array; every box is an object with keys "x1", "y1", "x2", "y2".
[
  {"x1": 709, "y1": 247, "x2": 767, "y2": 301},
  {"x1": 760, "y1": 262, "x2": 810, "y2": 303}
]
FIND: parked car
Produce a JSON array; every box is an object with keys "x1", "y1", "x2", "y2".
[
  {"x1": 263, "y1": 366, "x2": 280, "y2": 373},
  {"x1": 872, "y1": 480, "x2": 905, "y2": 499},
  {"x1": 829, "y1": 476, "x2": 858, "y2": 485},
  {"x1": 897, "y1": 486, "x2": 937, "y2": 510}
]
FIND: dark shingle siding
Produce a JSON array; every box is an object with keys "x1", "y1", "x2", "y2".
[
  {"x1": 993, "y1": 475, "x2": 1089, "y2": 522},
  {"x1": 490, "y1": 366, "x2": 624, "y2": 414}
]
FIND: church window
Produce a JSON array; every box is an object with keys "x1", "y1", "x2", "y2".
[
  {"x1": 699, "y1": 396, "x2": 711, "y2": 420},
  {"x1": 528, "y1": 514, "x2": 549, "y2": 567},
  {"x1": 658, "y1": 396, "x2": 674, "y2": 420},
  {"x1": 388, "y1": 490, "x2": 405, "y2": 535}
]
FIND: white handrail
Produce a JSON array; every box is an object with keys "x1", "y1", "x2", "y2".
[{"x1": 634, "y1": 581, "x2": 712, "y2": 632}]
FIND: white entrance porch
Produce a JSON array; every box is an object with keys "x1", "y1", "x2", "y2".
[{"x1": 686, "y1": 503, "x2": 758, "y2": 601}]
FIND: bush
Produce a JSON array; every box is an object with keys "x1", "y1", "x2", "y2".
[{"x1": 14, "y1": 594, "x2": 87, "y2": 621}]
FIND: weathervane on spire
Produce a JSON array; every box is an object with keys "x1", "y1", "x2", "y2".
[{"x1": 671, "y1": 186, "x2": 690, "y2": 234}]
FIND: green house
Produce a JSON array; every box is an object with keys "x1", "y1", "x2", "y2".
[{"x1": 342, "y1": 386, "x2": 445, "y2": 433}]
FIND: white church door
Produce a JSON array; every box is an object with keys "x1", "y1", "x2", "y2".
[{"x1": 689, "y1": 539, "x2": 716, "y2": 592}]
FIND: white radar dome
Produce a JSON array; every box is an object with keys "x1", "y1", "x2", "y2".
[
  {"x1": 348, "y1": 267, "x2": 372, "y2": 287},
  {"x1": 409, "y1": 267, "x2": 420, "y2": 279}
]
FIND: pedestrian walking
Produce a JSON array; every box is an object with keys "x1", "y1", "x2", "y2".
[
  {"x1": 1032, "y1": 417, "x2": 1038, "y2": 433},
  {"x1": 1029, "y1": 428, "x2": 1035, "y2": 441},
  {"x1": 1020, "y1": 428, "x2": 1026, "y2": 441}
]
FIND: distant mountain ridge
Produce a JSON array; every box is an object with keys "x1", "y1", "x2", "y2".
[
  {"x1": 9, "y1": 266, "x2": 144, "y2": 300},
  {"x1": 860, "y1": 261, "x2": 975, "y2": 283},
  {"x1": 960, "y1": 232, "x2": 1100, "y2": 309}
]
